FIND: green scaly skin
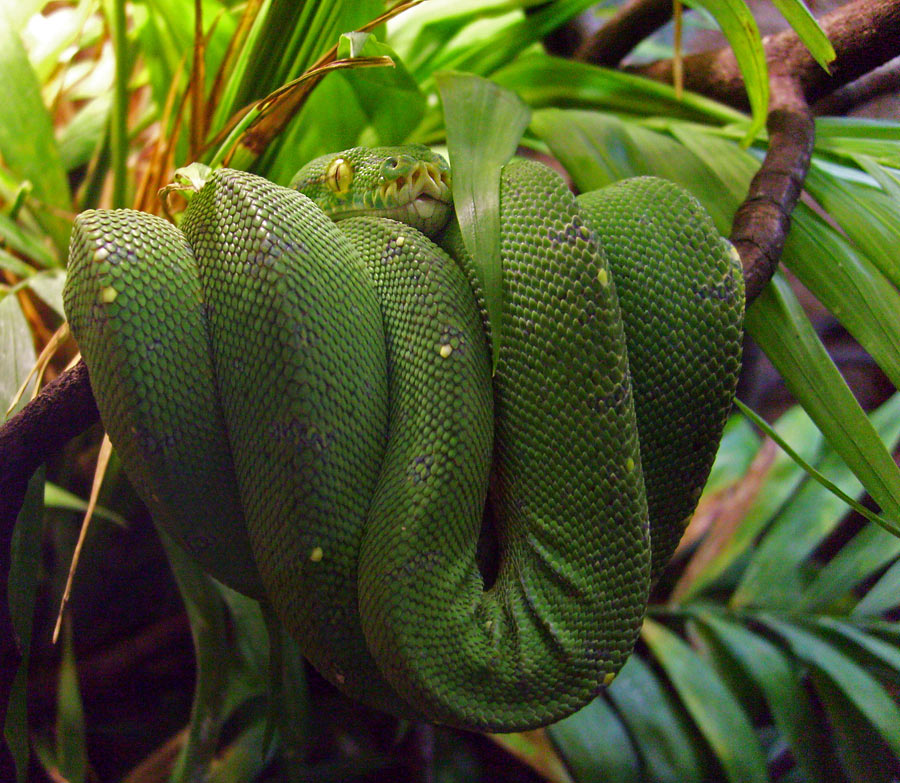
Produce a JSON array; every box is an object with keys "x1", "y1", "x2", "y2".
[{"x1": 63, "y1": 145, "x2": 743, "y2": 732}]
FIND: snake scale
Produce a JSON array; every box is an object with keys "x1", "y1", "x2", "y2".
[{"x1": 63, "y1": 145, "x2": 743, "y2": 731}]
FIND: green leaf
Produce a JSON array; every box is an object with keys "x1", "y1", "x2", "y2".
[
  {"x1": 4, "y1": 468, "x2": 44, "y2": 783},
  {"x1": 783, "y1": 207, "x2": 900, "y2": 395},
  {"x1": 55, "y1": 622, "x2": 87, "y2": 783},
  {"x1": 606, "y1": 655, "x2": 710, "y2": 782},
  {"x1": 694, "y1": 611, "x2": 835, "y2": 783},
  {"x1": 680, "y1": 0, "x2": 767, "y2": 141},
  {"x1": 159, "y1": 530, "x2": 263, "y2": 783},
  {"x1": 641, "y1": 618, "x2": 769, "y2": 783},
  {"x1": 769, "y1": 0, "x2": 835, "y2": 71},
  {"x1": 701, "y1": 414, "x2": 760, "y2": 498},
  {"x1": 854, "y1": 556, "x2": 900, "y2": 616},
  {"x1": 734, "y1": 392, "x2": 900, "y2": 607},
  {"x1": 803, "y1": 163, "x2": 900, "y2": 289},
  {"x1": 532, "y1": 110, "x2": 737, "y2": 234},
  {"x1": 813, "y1": 617, "x2": 900, "y2": 677},
  {"x1": 812, "y1": 674, "x2": 896, "y2": 783},
  {"x1": 549, "y1": 696, "x2": 641, "y2": 783},
  {"x1": 436, "y1": 71, "x2": 530, "y2": 370},
  {"x1": 683, "y1": 405, "x2": 824, "y2": 600},
  {"x1": 0, "y1": 7, "x2": 71, "y2": 250},
  {"x1": 0, "y1": 292, "x2": 37, "y2": 417},
  {"x1": 736, "y1": 398, "x2": 895, "y2": 533},
  {"x1": 798, "y1": 521, "x2": 900, "y2": 612},
  {"x1": 499, "y1": 56, "x2": 744, "y2": 125},
  {"x1": 335, "y1": 32, "x2": 425, "y2": 144},
  {"x1": 23, "y1": 269, "x2": 66, "y2": 318},
  {"x1": 44, "y1": 482, "x2": 128, "y2": 527},
  {"x1": 761, "y1": 617, "x2": 900, "y2": 758},
  {"x1": 744, "y1": 275, "x2": 900, "y2": 536}
]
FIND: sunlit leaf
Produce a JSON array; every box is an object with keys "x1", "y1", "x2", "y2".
[
  {"x1": 436, "y1": 71, "x2": 530, "y2": 370},
  {"x1": 548, "y1": 697, "x2": 640, "y2": 783},
  {"x1": 3, "y1": 468, "x2": 44, "y2": 783},
  {"x1": 642, "y1": 619, "x2": 769, "y2": 783},
  {"x1": 680, "y1": 0, "x2": 767, "y2": 140}
]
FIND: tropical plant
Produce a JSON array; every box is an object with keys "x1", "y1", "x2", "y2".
[{"x1": 1, "y1": 0, "x2": 899, "y2": 781}]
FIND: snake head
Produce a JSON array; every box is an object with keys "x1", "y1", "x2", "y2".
[{"x1": 290, "y1": 145, "x2": 453, "y2": 238}]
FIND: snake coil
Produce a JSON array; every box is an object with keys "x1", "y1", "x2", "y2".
[{"x1": 64, "y1": 146, "x2": 743, "y2": 731}]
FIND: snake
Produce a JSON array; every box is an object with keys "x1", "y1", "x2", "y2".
[{"x1": 63, "y1": 145, "x2": 743, "y2": 732}]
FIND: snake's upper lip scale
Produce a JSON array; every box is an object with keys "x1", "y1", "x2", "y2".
[{"x1": 382, "y1": 162, "x2": 451, "y2": 207}]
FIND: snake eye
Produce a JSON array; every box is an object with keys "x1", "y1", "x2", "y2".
[
  {"x1": 325, "y1": 157, "x2": 354, "y2": 195},
  {"x1": 386, "y1": 157, "x2": 399, "y2": 169}
]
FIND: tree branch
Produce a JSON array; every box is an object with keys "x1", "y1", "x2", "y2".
[
  {"x1": 732, "y1": 80, "x2": 814, "y2": 303},
  {"x1": 633, "y1": 0, "x2": 900, "y2": 111},
  {"x1": 574, "y1": 0, "x2": 673, "y2": 67},
  {"x1": 1, "y1": 359, "x2": 99, "y2": 778}
]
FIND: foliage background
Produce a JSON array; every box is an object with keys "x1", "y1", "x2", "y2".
[{"x1": 1, "y1": 0, "x2": 899, "y2": 781}]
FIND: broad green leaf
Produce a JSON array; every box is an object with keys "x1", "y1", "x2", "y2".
[
  {"x1": 694, "y1": 611, "x2": 835, "y2": 783},
  {"x1": 2, "y1": 0, "x2": 48, "y2": 31},
  {"x1": 24, "y1": 269, "x2": 66, "y2": 318},
  {"x1": 0, "y1": 10, "x2": 71, "y2": 250},
  {"x1": 44, "y1": 483, "x2": 127, "y2": 527},
  {"x1": 642, "y1": 619, "x2": 769, "y2": 783},
  {"x1": 436, "y1": 71, "x2": 530, "y2": 370},
  {"x1": 509, "y1": 62, "x2": 743, "y2": 125},
  {"x1": 549, "y1": 697, "x2": 640, "y2": 783},
  {"x1": 684, "y1": 405, "x2": 824, "y2": 600},
  {"x1": 55, "y1": 622, "x2": 87, "y2": 783},
  {"x1": 813, "y1": 617, "x2": 900, "y2": 677},
  {"x1": 734, "y1": 392, "x2": 900, "y2": 607},
  {"x1": 736, "y1": 399, "x2": 894, "y2": 532},
  {"x1": 701, "y1": 414, "x2": 759, "y2": 498},
  {"x1": 57, "y1": 94, "x2": 112, "y2": 173},
  {"x1": 769, "y1": 0, "x2": 835, "y2": 70},
  {"x1": 160, "y1": 530, "x2": 262, "y2": 783},
  {"x1": 680, "y1": 0, "x2": 767, "y2": 141},
  {"x1": 784, "y1": 208, "x2": 900, "y2": 393},
  {"x1": 804, "y1": 163, "x2": 900, "y2": 289},
  {"x1": 744, "y1": 275, "x2": 900, "y2": 536},
  {"x1": 799, "y1": 522, "x2": 900, "y2": 612},
  {"x1": 335, "y1": 32, "x2": 425, "y2": 144},
  {"x1": 606, "y1": 655, "x2": 710, "y2": 782},
  {"x1": 854, "y1": 557, "x2": 900, "y2": 616},
  {"x1": 0, "y1": 293, "x2": 37, "y2": 416},
  {"x1": 0, "y1": 210, "x2": 60, "y2": 269},
  {"x1": 413, "y1": 0, "x2": 599, "y2": 83},
  {"x1": 533, "y1": 110, "x2": 738, "y2": 233},
  {"x1": 813, "y1": 117, "x2": 900, "y2": 168},
  {"x1": 4, "y1": 468, "x2": 44, "y2": 783},
  {"x1": 762, "y1": 617, "x2": 900, "y2": 758},
  {"x1": 813, "y1": 674, "x2": 897, "y2": 783}
]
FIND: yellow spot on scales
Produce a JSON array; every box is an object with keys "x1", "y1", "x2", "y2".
[
  {"x1": 439, "y1": 344, "x2": 453, "y2": 358},
  {"x1": 625, "y1": 457, "x2": 635, "y2": 472},
  {"x1": 100, "y1": 286, "x2": 118, "y2": 303},
  {"x1": 597, "y1": 268, "x2": 609, "y2": 287},
  {"x1": 729, "y1": 243, "x2": 741, "y2": 265},
  {"x1": 603, "y1": 672, "x2": 616, "y2": 686},
  {"x1": 93, "y1": 247, "x2": 109, "y2": 263},
  {"x1": 395, "y1": 235, "x2": 405, "y2": 247},
  {"x1": 309, "y1": 546, "x2": 323, "y2": 562}
]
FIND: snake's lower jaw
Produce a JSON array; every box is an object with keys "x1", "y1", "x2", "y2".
[{"x1": 409, "y1": 194, "x2": 452, "y2": 236}]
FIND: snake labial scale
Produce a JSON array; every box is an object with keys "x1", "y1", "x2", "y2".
[{"x1": 64, "y1": 146, "x2": 743, "y2": 731}]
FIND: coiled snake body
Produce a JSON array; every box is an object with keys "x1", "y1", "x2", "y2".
[{"x1": 64, "y1": 146, "x2": 743, "y2": 731}]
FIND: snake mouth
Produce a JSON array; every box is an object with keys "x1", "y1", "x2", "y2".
[{"x1": 377, "y1": 160, "x2": 453, "y2": 236}]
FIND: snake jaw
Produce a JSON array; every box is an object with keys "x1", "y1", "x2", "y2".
[{"x1": 377, "y1": 160, "x2": 452, "y2": 237}]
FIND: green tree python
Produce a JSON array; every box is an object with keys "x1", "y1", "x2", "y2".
[{"x1": 63, "y1": 145, "x2": 743, "y2": 731}]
